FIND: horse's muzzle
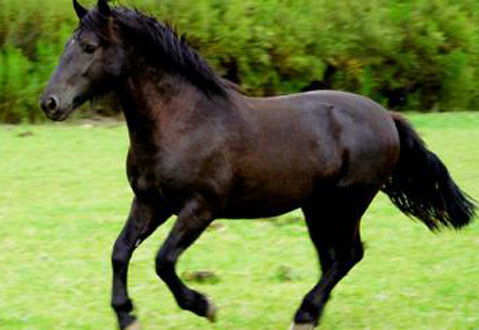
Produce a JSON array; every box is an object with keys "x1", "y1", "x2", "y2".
[{"x1": 40, "y1": 95, "x2": 71, "y2": 121}]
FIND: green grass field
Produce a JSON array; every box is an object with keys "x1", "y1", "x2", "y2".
[{"x1": 0, "y1": 113, "x2": 478, "y2": 330}]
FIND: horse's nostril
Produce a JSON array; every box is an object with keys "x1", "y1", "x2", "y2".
[
  {"x1": 41, "y1": 96, "x2": 60, "y2": 114},
  {"x1": 47, "y1": 97, "x2": 58, "y2": 111}
]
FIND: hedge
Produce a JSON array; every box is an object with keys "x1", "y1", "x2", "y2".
[{"x1": 1, "y1": 0, "x2": 478, "y2": 122}]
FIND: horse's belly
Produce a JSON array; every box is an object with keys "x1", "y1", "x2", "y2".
[
  {"x1": 220, "y1": 198, "x2": 302, "y2": 219},
  {"x1": 221, "y1": 141, "x2": 342, "y2": 218},
  {"x1": 220, "y1": 168, "x2": 325, "y2": 219}
]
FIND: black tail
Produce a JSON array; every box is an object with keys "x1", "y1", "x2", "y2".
[{"x1": 382, "y1": 114, "x2": 476, "y2": 230}]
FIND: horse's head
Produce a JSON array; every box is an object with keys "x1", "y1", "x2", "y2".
[{"x1": 41, "y1": 0, "x2": 125, "y2": 121}]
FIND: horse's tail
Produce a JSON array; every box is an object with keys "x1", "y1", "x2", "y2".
[{"x1": 381, "y1": 114, "x2": 476, "y2": 230}]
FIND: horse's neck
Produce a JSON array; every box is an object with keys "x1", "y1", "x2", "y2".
[{"x1": 117, "y1": 72, "x2": 228, "y2": 154}]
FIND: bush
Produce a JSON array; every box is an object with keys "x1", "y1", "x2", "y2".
[{"x1": 0, "y1": 0, "x2": 478, "y2": 122}]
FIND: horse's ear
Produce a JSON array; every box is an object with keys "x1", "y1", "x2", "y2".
[
  {"x1": 98, "y1": 0, "x2": 112, "y2": 16},
  {"x1": 73, "y1": 0, "x2": 88, "y2": 20}
]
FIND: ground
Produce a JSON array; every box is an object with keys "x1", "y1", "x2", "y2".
[{"x1": 0, "y1": 112, "x2": 478, "y2": 329}]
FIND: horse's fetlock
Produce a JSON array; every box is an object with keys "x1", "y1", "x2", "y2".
[
  {"x1": 178, "y1": 290, "x2": 209, "y2": 316},
  {"x1": 112, "y1": 297, "x2": 133, "y2": 313},
  {"x1": 295, "y1": 299, "x2": 320, "y2": 325}
]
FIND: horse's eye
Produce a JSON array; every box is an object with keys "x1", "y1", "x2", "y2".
[{"x1": 83, "y1": 44, "x2": 96, "y2": 54}]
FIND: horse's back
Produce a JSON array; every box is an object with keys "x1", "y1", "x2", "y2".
[
  {"x1": 248, "y1": 90, "x2": 393, "y2": 124},
  {"x1": 238, "y1": 90, "x2": 400, "y2": 189}
]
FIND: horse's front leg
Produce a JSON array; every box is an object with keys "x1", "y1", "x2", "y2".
[
  {"x1": 111, "y1": 197, "x2": 172, "y2": 330},
  {"x1": 155, "y1": 197, "x2": 216, "y2": 322}
]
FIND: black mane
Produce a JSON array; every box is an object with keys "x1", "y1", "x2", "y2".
[{"x1": 80, "y1": 6, "x2": 230, "y2": 97}]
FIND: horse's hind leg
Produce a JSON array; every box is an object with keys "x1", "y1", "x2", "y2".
[
  {"x1": 291, "y1": 185, "x2": 378, "y2": 330},
  {"x1": 111, "y1": 197, "x2": 172, "y2": 330}
]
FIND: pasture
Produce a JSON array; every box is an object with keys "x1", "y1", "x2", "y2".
[{"x1": 0, "y1": 112, "x2": 478, "y2": 329}]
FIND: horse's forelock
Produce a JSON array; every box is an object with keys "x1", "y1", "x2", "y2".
[{"x1": 77, "y1": 8, "x2": 114, "y2": 41}]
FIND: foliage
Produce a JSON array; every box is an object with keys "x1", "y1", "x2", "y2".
[{"x1": 0, "y1": 0, "x2": 478, "y2": 122}]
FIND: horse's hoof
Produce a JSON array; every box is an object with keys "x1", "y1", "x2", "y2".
[
  {"x1": 205, "y1": 297, "x2": 217, "y2": 323},
  {"x1": 289, "y1": 322, "x2": 315, "y2": 330},
  {"x1": 125, "y1": 319, "x2": 141, "y2": 330}
]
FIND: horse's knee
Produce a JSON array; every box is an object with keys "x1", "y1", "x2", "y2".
[
  {"x1": 112, "y1": 251, "x2": 127, "y2": 268},
  {"x1": 155, "y1": 251, "x2": 174, "y2": 279},
  {"x1": 112, "y1": 241, "x2": 131, "y2": 268}
]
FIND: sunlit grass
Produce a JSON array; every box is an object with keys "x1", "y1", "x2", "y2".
[{"x1": 0, "y1": 112, "x2": 478, "y2": 329}]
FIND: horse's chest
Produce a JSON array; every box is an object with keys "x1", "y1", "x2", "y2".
[{"x1": 127, "y1": 155, "x2": 192, "y2": 207}]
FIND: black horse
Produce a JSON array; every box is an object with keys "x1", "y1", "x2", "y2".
[{"x1": 41, "y1": 1, "x2": 476, "y2": 329}]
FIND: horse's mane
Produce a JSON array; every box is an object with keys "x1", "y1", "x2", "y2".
[{"x1": 80, "y1": 6, "x2": 231, "y2": 98}]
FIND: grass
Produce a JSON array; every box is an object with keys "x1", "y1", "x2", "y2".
[{"x1": 0, "y1": 112, "x2": 478, "y2": 330}]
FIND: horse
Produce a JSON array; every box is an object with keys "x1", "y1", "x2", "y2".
[{"x1": 40, "y1": 1, "x2": 476, "y2": 329}]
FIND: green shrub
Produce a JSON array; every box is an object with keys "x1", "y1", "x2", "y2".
[
  {"x1": 0, "y1": 46, "x2": 31, "y2": 123},
  {"x1": 0, "y1": 0, "x2": 478, "y2": 122}
]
